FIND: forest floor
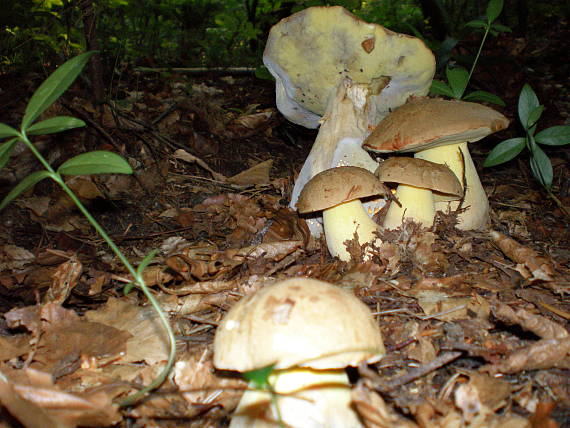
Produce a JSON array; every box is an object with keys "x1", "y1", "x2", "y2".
[{"x1": 0, "y1": 14, "x2": 569, "y2": 428}]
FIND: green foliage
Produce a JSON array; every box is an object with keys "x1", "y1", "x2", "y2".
[
  {"x1": 484, "y1": 84, "x2": 570, "y2": 189},
  {"x1": 430, "y1": 0, "x2": 509, "y2": 106},
  {"x1": 0, "y1": 53, "x2": 176, "y2": 406},
  {"x1": 243, "y1": 364, "x2": 276, "y2": 390}
]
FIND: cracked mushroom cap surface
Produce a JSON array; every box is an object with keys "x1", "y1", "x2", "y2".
[
  {"x1": 263, "y1": 6, "x2": 435, "y2": 128},
  {"x1": 375, "y1": 157, "x2": 464, "y2": 201},
  {"x1": 214, "y1": 278, "x2": 385, "y2": 372},
  {"x1": 363, "y1": 97, "x2": 510, "y2": 153},
  {"x1": 296, "y1": 166, "x2": 387, "y2": 213}
]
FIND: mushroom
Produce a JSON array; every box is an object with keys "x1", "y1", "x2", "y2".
[
  {"x1": 363, "y1": 97, "x2": 509, "y2": 230},
  {"x1": 296, "y1": 166, "x2": 387, "y2": 261},
  {"x1": 214, "y1": 277, "x2": 385, "y2": 428},
  {"x1": 375, "y1": 157, "x2": 463, "y2": 229},
  {"x1": 263, "y1": 6, "x2": 435, "y2": 237}
]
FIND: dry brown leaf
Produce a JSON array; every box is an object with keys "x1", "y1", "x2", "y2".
[
  {"x1": 0, "y1": 244, "x2": 35, "y2": 271},
  {"x1": 490, "y1": 230, "x2": 555, "y2": 281},
  {"x1": 0, "y1": 365, "x2": 121, "y2": 428},
  {"x1": 483, "y1": 336, "x2": 570, "y2": 374},
  {"x1": 492, "y1": 302, "x2": 569, "y2": 340},
  {"x1": 84, "y1": 297, "x2": 169, "y2": 365},
  {"x1": 44, "y1": 256, "x2": 82, "y2": 305},
  {"x1": 173, "y1": 148, "x2": 226, "y2": 181},
  {"x1": 352, "y1": 382, "x2": 418, "y2": 428},
  {"x1": 228, "y1": 159, "x2": 273, "y2": 185}
]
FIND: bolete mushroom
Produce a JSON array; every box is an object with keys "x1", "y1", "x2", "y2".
[
  {"x1": 263, "y1": 6, "x2": 435, "y2": 237},
  {"x1": 363, "y1": 97, "x2": 509, "y2": 230},
  {"x1": 214, "y1": 277, "x2": 385, "y2": 427},
  {"x1": 375, "y1": 157, "x2": 463, "y2": 229},
  {"x1": 296, "y1": 166, "x2": 387, "y2": 261}
]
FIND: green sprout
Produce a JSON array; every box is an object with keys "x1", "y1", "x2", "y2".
[
  {"x1": 0, "y1": 52, "x2": 176, "y2": 406},
  {"x1": 430, "y1": 0, "x2": 510, "y2": 106}
]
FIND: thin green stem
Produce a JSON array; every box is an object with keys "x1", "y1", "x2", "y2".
[
  {"x1": 19, "y1": 132, "x2": 176, "y2": 406},
  {"x1": 467, "y1": 20, "x2": 491, "y2": 87}
]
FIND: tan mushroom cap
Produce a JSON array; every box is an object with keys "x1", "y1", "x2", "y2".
[
  {"x1": 363, "y1": 97, "x2": 510, "y2": 153},
  {"x1": 263, "y1": 6, "x2": 435, "y2": 128},
  {"x1": 214, "y1": 278, "x2": 385, "y2": 372},
  {"x1": 297, "y1": 166, "x2": 387, "y2": 213},
  {"x1": 375, "y1": 157, "x2": 463, "y2": 201}
]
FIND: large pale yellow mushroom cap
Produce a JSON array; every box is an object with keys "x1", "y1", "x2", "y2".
[
  {"x1": 263, "y1": 6, "x2": 436, "y2": 128},
  {"x1": 214, "y1": 277, "x2": 385, "y2": 372}
]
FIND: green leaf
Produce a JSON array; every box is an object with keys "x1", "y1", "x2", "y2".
[
  {"x1": 491, "y1": 23, "x2": 512, "y2": 33},
  {"x1": 446, "y1": 66, "x2": 469, "y2": 99},
  {"x1": 22, "y1": 52, "x2": 95, "y2": 131},
  {"x1": 465, "y1": 19, "x2": 487, "y2": 29},
  {"x1": 463, "y1": 90, "x2": 506, "y2": 106},
  {"x1": 535, "y1": 125, "x2": 570, "y2": 146},
  {"x1": 0, "y1": 123, "x2": 20, "y2": 139},
  {"x1": 429, "y1": 80, "x2": 455, "y2": 98},
  {"x1": 526, "y1": 105, "x2": 544, "y2": 129},
  {"x1": 486, "y1": 0, "x2": 504, "y2": 23},
  {"x1": 243, "y1": 365, "x2": 275, "y2": 390},
  {"x1": 57, "y1": 151, "x2": 133, "y2": 176},
  {"x1": 518, "y1": 84, "x2": 540, "y2": 131},
  {"x1": 483, "y1": 137, "x2": 526, "y2": 167},
  {"x1": 0, "y1": 171, "x2": 54, "y2": 210},
  {"x1": 27, "y1": 116, "x2": 86, "y2": 135},
  {"x1": 136, "y1": 249, "x2": 159, "y2": 276},
  {"x1": 529, "y1": 145, "x2": 553, "y2": 189},
  {"x1": 0, "y1": 138, "x2": 18, "y2": 171}
]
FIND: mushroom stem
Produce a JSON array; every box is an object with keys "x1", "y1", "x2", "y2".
[
  {"x1": 383, "y1": 184, "x2": 435, "y2": 229},
  {"x1": 323, "y1": 199, "x2": 380, "y2": 261},
  {"x1": 289, "y1": 80, "x2": 379, "y2": 238},
  {"x1": 414, "y1": 142, "x2": 489, "y2": 230},
  {"x1": 230, "y1": 368, "x2": 362, "y2": 428}
]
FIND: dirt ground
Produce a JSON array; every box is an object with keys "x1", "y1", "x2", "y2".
[{"x1": 0, "y1": 15, "x2": 569, "y2": 428}]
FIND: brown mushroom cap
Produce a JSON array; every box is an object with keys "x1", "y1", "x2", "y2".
[
  {"x1": 214, "y1": 278, "x2": 385, "y2": 371},
  {"x1": 363, "y1": 97, "x2": 510, "y2": 153},
  {"x1": 263, "y1": 6, "x2": 435, "y2": 128},
  {"x1": 375, "y1": 157, "x2": 463, "y2": 201},
  {"x1": 297, "y1": 166, "x2": 387, "y2": 213}
]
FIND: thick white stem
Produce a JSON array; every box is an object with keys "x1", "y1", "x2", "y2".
[
  {"x1": 414, "y1": 142, "x2": 489, "y2": 230},
  {"x1": 230, "y1": 368, "x2": 363, "y2": 428},
  {"x1": 289, "y1": 80, "x2": 379, "y2": 238},
  {"x1": 323, "y1": 199, "x2": 380, "y2": 261},
  {"x1": 383, "y1": 184, "x2": 435, "y2": 229}
]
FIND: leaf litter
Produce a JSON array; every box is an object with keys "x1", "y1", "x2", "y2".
[{"x1": 0, "y1": 66, "x2": 569, "y2": 427}]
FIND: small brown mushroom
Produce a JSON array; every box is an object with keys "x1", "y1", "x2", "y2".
[
  {"x1": 375, "y1": 157, "x2": 463, "y2": 229},
  {"x1": 297, "y1": 166, "x2": 387, "y2": 261}
]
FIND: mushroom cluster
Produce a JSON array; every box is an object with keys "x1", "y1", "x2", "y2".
[
  {"x1": 263, "y1": 6, "x2": 435, "y2": 237},
  {"x1": 364, "y1": 97, "x2": 509, "y2": 230},
  {"x1": 264, "y1": 6, "x2": 509, "y2": 261},
  {"x1": 214, "y1": 277, "x2": 384, "y2": 427}
]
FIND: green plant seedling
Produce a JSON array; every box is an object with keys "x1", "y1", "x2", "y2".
[
  {"x1": 484, "y1": 83, "x2": 570, "y2": 191},
  {"x1": 0, "y1": 52, "x2": 176, "y2": 406},
  {"x1": 430, "y1": 0, "x2": 510, "y2": 106}
]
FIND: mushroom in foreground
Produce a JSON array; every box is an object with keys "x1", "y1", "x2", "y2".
[
  {"x1": 263, "y1": 6, "x2": 435, "y2": 237},
  {"x1": 375, "y1": 157, "x2": 463, "y2": 229},
  {"x1": 214, "y1": 277, "x2": 385, "y2": 428},
  {"x1": 363, "y1": 97, "x2": 509, "y2": 230},
  {"x1": 296, "y1": 166, "x2": 387, "y2": 261}
]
